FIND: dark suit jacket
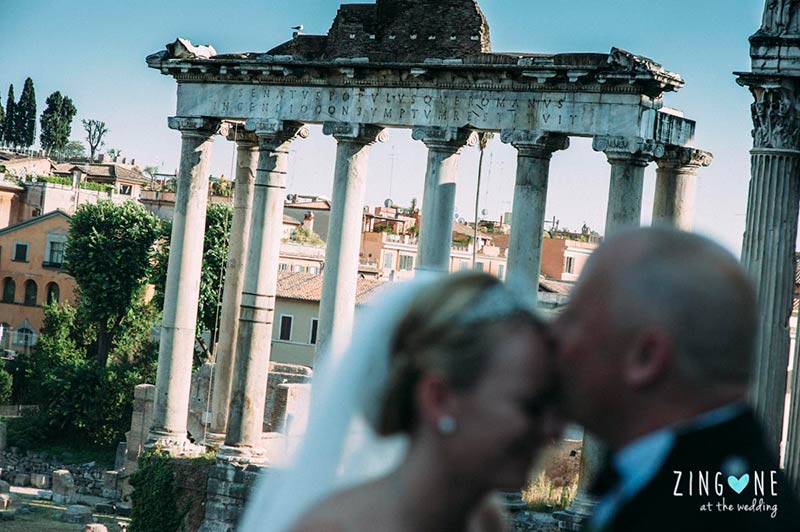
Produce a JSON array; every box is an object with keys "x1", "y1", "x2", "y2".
[{"x1": 587, "y1": 409, "x2": 800, "y2": 532}]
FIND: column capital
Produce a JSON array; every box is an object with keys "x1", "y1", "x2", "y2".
[
  {"x1": 323, "y1": 122, "x2": 388, "y2": 144},
  {"x1": 168, "y1": 117, "x2": 226, "y2": 138},
  {"x1": 750, "y1": 85, "x2": 800, "y2": 151},
  {"x1": 412, "y1": 126, "x2": 478, "y2": 151},
  {"x1": 655, "y1": 146, "x2": 714, "y2": 170},
  {"x1": 246, "y1": 119, "x2": 309, "y2": 141},
  {"x1": 592, "y1": 136, "x2": 664, "y2": 165},
  {"x1": 500, "y1": 130, "x2": 570, "y2": 157},
  {"x1": 226, "y1": 127, "x2": 259, "y2": 147}
]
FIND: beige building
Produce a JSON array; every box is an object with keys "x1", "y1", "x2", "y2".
[
  {"x1": 0, "y1": 151, "x2": 54, "y2": 178},
  {"x1": 0, "y1": 211, "x2": 76, "y2": 355},
  {"x1": 270, "y1": 271, "x2": 384, "y2": 366}
]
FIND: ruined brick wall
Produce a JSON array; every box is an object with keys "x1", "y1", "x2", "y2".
[{"x1": 273, "y1": 0, "x2": 492, "y2": 61}]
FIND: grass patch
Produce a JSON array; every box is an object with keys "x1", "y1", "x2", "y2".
[
  {"x1": 523, "y1": 471, "x2": 578, "y2": 513},
  {"x1": 2, "y1": 499, "x2": 128, "y2": 532}
]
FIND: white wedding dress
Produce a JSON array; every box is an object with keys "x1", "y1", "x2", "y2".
[{"x1": 237, "y1": 275, "x2": 438, "y2": 532}]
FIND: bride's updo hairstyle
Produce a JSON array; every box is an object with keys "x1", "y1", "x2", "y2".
[{"x1": 375, "y1": 271, "x2": 544, "y2": 436}]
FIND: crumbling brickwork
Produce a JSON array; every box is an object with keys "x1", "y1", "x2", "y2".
[{"x1": 270, "y1": 0, "x2": 491, "y2": 61}]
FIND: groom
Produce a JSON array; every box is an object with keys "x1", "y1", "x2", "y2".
[{"x1": 552, "y1": 226, "x2": 800, "y2": 531}]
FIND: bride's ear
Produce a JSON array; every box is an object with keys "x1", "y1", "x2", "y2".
[{"x1": 415, "y1": 372, "x2": 456, "y2": 430}]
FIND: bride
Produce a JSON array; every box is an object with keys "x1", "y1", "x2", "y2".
[{"x1": 238, "y1": 271, "x2": 562, "y2": 532}]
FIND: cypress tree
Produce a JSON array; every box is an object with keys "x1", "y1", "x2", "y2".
[
  {"x1": 3, "y1": 85, "x2": 15, "y2": 147},
  {"x1": 15, "y1": 78, "x2": 36, "y2": 148},
  {"x1": 39, "y1": 92, "x2": 77, "y2": 155},
  {"x1": 0, "y1": 98, "x2": 5, "y2": 145}
]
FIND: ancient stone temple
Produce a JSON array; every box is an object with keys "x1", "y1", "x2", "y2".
[
  {"x1": 145, "y1": 0, "x2": 709, "y2": 529},
  {"x1": 736, "y1": 0, "x2": 800, "y2": 493}
]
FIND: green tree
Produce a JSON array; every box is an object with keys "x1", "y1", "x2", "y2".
[
  {"x1": 82, "y1": 119, "x2": 108, "y2": 159},
  {"x1": 65, "y1": 200, "x2": 162, "y2": 366},
  {"x1": 15, "y1": 77, "x2": 36, "y2": 148},
  {"x1": 3, "y1": 85, "x2": 16, "y2": 147},
  {"x1": 153, "y1": 203, "x2": 232, "y2": 362},
  {"x1": 40, "y1": 91, "x2": 77, "y2": 155},
  {"x1": 0, "y1": 362, "x2": 12, "y2": 404},
  {"x1": 62, "y1": 140, "x2": 86, "y2": 159}
]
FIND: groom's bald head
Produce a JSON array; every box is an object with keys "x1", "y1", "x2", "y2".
[{"x1": 554, "y1": 226, "x2": 757, "y2": 445}]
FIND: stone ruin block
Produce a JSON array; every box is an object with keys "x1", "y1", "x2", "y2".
[
  {"x1": 102, "y1": 470, "x2": 120, "y2": 499},
  {"x1": 263, "y1": 363, "x2": 312, "y2": 433},
  {"x1": 52, "y1": 469, "x2": 77, "y2": 505},
  {"x1": 12, "y1": 473, "x2": 29, "y2": 487},
  {"x1": 83, "y1": 524, "x2": 108, "y2": 532},
  {"x1": 62, "y1": 504, "x2": 93, "y2": 524},
  {"x1": 0, "y1": 509, "x2": 15, "y2": 520},
  {"x1": 0, "y1": 493, "x2": 11, "y2": 510},
  {"x1": 0, "y1": 479, "x2": 9, "y2": 494},
  {"x1": 30, "y1": 472, "x2": 51, "y2": 489}
]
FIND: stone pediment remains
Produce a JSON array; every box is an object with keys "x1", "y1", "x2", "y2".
[{"x1": 269, "y1": 0, "x2": 491, "y2": 62}]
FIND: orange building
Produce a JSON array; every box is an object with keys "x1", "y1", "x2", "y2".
[{"x1": 0, "y1": 211, "x2": 76, "y2": 355}]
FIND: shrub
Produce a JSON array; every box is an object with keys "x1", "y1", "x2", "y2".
[{"x1": 0, "y1": 362, "x2": 12, "y2": 404}]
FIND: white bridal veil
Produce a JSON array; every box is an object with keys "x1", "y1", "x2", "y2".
[{"x1": 238, "y1": 275, "x2": 439, "y2": 532}]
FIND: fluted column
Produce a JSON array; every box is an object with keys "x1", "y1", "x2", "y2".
[
  {"x1": 500, "y1": 130, "x2": 569, "y2": 287},
  {"x1": 593, "y1": 136, "x2": 663, "y2": 237},
  {"x1": 555, "y1": 135, "x2": 661, "y2": 530},
  {"x1": 413, "y1": 127, "x2": 478, "y2": 272},
  {"x1": 316, "y1": 122, "x2": 387, "y2": 357},
  {"x1": 653, "y1": 147, "x2": 713, "y2": 230},
  {"x1": 221, "y1": 120, "x2": 309, "y2": 461},
  {"x1": 738, "y1": 83, "x2": 800, "y2": 456},
  {"x1": 205, "y1": 131, "x2": 259, "y2": 445},
  {"x1": 148, "y1": 117, "x2": 225, "y2": 453}
]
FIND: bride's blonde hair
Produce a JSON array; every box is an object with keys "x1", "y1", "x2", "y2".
[{"x1": 375, "y1": 271, "x2": 546, "y2": 435}]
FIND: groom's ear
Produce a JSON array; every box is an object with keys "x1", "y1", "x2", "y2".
[
  {"x1": 623, "y1": 327, "x2": 673, "y2": 389},
  {"x1": 416, "y1": 372, "x2": 456, "y2": 427}
]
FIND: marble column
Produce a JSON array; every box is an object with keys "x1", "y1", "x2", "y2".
[
  {"x1": 737, "y1": 83, "x2": 800, "y2": 455},
  {"x1": 412, "y1": 127, "x2": 478, "y2": 272},
  {"x1": 148, "y1": 117, "x2": 224, "y2": 453},
  {"x1": 653, "y1": 147, "x2": 713, "y2": 230},
  {"x1": 220, "y1": 121, "x2": 309, "y2": 461},
  {"x1": 593, "y1": 136, "x2": 663, "y2": 237},
  {"x1": 316, "y1": 122, "x2": 386, "y2": 357},
  {"x1": 500, "y1": 130, "x2": 569, "y2": 287},
  {"x1": 555, "y1": 136, "x2": 660, "y2": 530},
  {"x1": 205, "y1": 131, "x2": 259, "y2": 445}
]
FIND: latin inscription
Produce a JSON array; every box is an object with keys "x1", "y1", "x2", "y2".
[{"x1": 177, "y1": 84, "x2": 644, "y2": 136}]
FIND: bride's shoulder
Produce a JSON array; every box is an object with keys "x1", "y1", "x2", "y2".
[{"x1": 288, "y1": 482, "x2": 379, "y2": 532}]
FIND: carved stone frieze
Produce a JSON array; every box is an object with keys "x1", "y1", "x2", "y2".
[
  {"x1": 322, "y1": 122, "x2": 388, "y2": 144},
  {"x1": 750, "y1": 86, "x2": 800, "y2": 150},
  {"x1": 761, "y1": 0, "x2": 800, "y2": 35},
  {"x1": 592, "y1": 135, "x2": 664, "y2": 163},
  {"x1": 411, "y1": 126, "x2": 478, "y2": 151}
]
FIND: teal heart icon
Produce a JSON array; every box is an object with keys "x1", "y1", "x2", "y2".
[{"x1": 728, "y1": 474, "x2": 750, "y2": 494}]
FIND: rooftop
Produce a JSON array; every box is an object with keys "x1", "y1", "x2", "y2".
[{"x1": 277, "y1": 271, "x2": 385, "y2": 303}]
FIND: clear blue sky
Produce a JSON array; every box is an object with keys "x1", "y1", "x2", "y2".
[{"x1": 1, "y1": 0, "x2": 766, "y2": 252}]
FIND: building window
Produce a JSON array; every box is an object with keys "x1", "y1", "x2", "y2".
[
  {"x1": 48, "y1": 241, "x2": 66, "y2": 266},
  {"x1": 14, "y1": 327, "x2": 35, "y2": 347},
  {"x1": 475, "y1": 261, "x2": 484, "y2": 272},
  {"x1": 279, "y1": 263, "x2": 289, "y2": 271},
  {"x1": 498, "y1": 264, "x2": 505, "y2": 280},
  {"x1": 307, "y1": 266, "x2": 319, "y2": 275},
  {"x1": 13, "y1": 242, "x2": 29, "y2": 262},
  {"x1": 398, "y1": 255, "x2": 414, "y2": 271},
  {"x1": 291, "y1": 264, "x2": 303, "y2": 273},
  {"x1": 279, "y1": 315, "x2": 293, "y2": 341},
  {"x1": 565, "y1": 256, "x2": 575, "y2": 274},
  {"x1": 383, "y1": 251, "x2": 395, "y2": 270},
  {"x1": 23, "y1": 280, "x2": 38, "y2": 306},
  {"x1": 309, "y1": 318, "x2": 319, "y2": 345},
  {"x1": 460, "y1": 260, "x2": 470, "y2": 271},
  {"x1": 119, "y1": 184, "x2": 132, "y2": 195},
  {"x1": 2, "y1": 277, "x2": 15, "y2": 304},
  {"x1": 46, "y1": 282, "x2": 60, "y2": 304}
]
